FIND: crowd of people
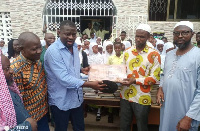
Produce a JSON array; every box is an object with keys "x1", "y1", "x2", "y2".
[{"x1": 0, "y1": 20, "x2": 200, "y2": 131}]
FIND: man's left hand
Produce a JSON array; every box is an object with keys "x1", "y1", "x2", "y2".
[
  {"x1": 121, "y1": 77, "x2": 136, "y2": 86},
  {"x1": 176, "y1": 116, "x2": 192, "y2": 131}
]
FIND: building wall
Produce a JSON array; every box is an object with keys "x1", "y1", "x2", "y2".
[
  {"x1": 112, "y1": 0, "x2": 148, "y2": 16},
  {"x1": 0, "y1": 0, "x2": 199, "y2": 43},
  {"x1": 0, "y1": 0, "x2": 46, "y2": 39}
]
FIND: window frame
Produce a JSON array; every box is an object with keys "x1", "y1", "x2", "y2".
[{"x1": 166, "y1": 0, "x2": 200, "y2": 21}]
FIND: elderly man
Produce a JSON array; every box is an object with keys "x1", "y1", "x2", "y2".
[
  {"x1": 157, "y1": 21, "x2": 200, "y2": 131},
  {"x1": 120, "y1": 24, "x2": 161, "y2": 131},
  {"x1": 0, "y1": 51, "x2": 37, "y2": 131},
  {"x1": 44, "y1": 20, "x2": 106, "y2": 131},
  {"x1": 11, "y1": 32, "x2": 49, "y2": 131}
]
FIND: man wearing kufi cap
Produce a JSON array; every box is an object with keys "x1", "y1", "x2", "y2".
[
  {"x1": 157, "y1": 21, "x2": 200, "y2": 131},
  {"x1": 120, "y1": 24, "x2": 161, "y2": 131}
]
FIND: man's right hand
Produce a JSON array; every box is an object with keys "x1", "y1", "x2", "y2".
[
  {"x1": 83, "y1": 81, "x2": 107, "y2": 91},
  {"x1": 156, "y1": 87, "x2": 164, "y2": 106},
  {"x1": 25, "y1": 117, "x2": 37, "y2": 131}
]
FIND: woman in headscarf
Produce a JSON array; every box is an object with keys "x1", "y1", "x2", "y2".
[
  {"x1": 156, "y1": 39, "x2": 164, "y2": 54},
  {"x1": 87, "y1": 42, "x2": 103, "y2": 121},
  {"x1": 156, "y1": 40, "x2": 165, "y2": 72},
  {"x1": 7, "y1": 39, "x2": 21, "y2": 62},
  {"x1": 88, "y1": 42, "x2": 104, "y2": 65},
  {"x1": 102, "y1": 41, "x2": 115, "y2": 64},
  {"x1": 0, "y1": 50, "x2": 37, "y2": 131}
]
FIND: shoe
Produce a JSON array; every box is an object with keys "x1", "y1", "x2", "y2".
[
  {"x1": 108, "y1": 113, "x2": 113, "y2": 123},
  {"x1": 96, "y1": 113, "x2": 101, "y2": 121}
]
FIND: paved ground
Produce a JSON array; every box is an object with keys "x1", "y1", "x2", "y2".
[{"x1": 49, "y1": 111, "x2": 160, "y2": 131}]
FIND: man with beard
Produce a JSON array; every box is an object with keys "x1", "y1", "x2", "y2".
[
  {"x1": 120, "y1": 24, "x2": 161, "y2": 131},
  {"x1": 157, "y1": 21, "x2": 200, "y2": 131},
  {"x1": 44, "y1": 20, "x2": 106, "y2": 131}
]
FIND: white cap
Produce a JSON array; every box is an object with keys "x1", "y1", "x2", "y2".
[
  {"x1": 136, "y1": 24, "x2": 151, "y2": 33},
  {"x1": 174, "y1": 21, "x2": 193, "y2": 30},
  {"x1": 75, "y1": 37, "x2": 82, "y2": 45},
  {"x1": 156, "y1": 40, "x2": 164, "y2": 46}
]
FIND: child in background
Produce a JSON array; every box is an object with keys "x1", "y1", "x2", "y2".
[
  {"x1": 88, "y1": 42, "x2": 103, "y2": 65},
  {"x1": 96, "y1": 37, "x2": 102, "y2": 46},
  {"x1": 107, "y1": 42, "x2": 123, "y2": 123},
  {"x1": 98, "y1": 45, "x2": 103, "y2": 54},
  {"x1": 83, "y1": 40, "x2": 90, "y2": 55},
  {"x1": 87, "y1": 42, "x2": 103, "y2": 121},
  {"x1": 108, "y1": 42, "x2": 123, "y2": 65},
  {"x1": 102, "y1": 41, "x2": 115, "y2": 64}
]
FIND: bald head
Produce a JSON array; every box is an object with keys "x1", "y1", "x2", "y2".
[
  {"x1": 44, "y1": 33, "x2": 55, "y2": 47},
  {"x1": 18, "y1": 32, "x2": 40, "y2": 47},
  {"x1": 18, "y1": 32, "x2": 42, "y2": 61}
]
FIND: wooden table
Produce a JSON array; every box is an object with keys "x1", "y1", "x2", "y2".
[{"x1": 83, "y1": 97, "x2": 160, "y2": 125}]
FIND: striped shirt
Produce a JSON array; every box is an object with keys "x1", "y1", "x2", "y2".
[{"x1": 11, "y1": 54, "x2": 48, "y2": 121}]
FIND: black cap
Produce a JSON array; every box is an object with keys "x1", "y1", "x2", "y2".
[{"x1": 101, "y1": 80, "x2": 118, "y2": 93}]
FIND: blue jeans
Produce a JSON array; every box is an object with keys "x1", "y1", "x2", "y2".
[
  {"x1": 50, "y1": 105, "x2": 84, "y2": 131},
  {"x1": 120, "y1": 99, "x2": 150, "y2": 131},
  {"x1": 37, "y1": 114, "x2": 50, "y2": 131}
]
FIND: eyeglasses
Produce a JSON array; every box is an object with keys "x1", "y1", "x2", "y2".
[{"x1": 173, "y1": 31, "x2": 192, "y2": 37}]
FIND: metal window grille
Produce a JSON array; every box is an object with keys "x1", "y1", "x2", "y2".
[
  {"x1": 0, "y1": 12, "x2": 12, "y2": 45},
  {"x1": 149, "y1": 0, "x2": 168, "y2": 21},
  {"x1": 112, "y1": 15, "x2": 148, "y2": 42},
  {"x1": 43, "y1": 0, "x2": 116, "y2": 36}
]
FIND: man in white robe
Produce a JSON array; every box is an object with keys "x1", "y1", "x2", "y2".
[{"x1": 157, "y1": 21, "x2": 200, "y2": 131}]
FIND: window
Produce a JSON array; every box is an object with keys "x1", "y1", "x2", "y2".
[
  {"x1": 149, "y1": 0, "x2": 200, "y2": 21},
  {"x1": 0, "y1": 12, "x2": 12, "y2": 44}
]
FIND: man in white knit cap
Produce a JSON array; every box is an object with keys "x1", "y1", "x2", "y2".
[
  {"x1": 157, "y1": 21, "x2": 200, "y2": 131},
  {"x1": 120, "y1": 24, "x2": 161, "y2": 131}
]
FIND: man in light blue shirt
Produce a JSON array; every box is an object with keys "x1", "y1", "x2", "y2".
[{"x1": 44, "y1": 20, "x2": 106, "y2": 131}]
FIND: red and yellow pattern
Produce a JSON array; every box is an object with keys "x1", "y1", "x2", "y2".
[
  {"x1": 121, "y1": 45, "x2": 160, "y2": 105},
  {"x1": 147, "y1": 51, "x2": 161, "y2": 64},
  {"x1": 129, "y1": 55, "x2": 143, "y2": 70},
  {"x1": 11, "y1": 54, "x2": 48, "y2": 121}
]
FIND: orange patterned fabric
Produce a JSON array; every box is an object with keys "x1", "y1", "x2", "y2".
[
  {"x1": 121, "y1": 45, "x2": 160, "y2": 105},
  {"x1": 10, "y1": 54, "x2": 48, "y2": 121}
]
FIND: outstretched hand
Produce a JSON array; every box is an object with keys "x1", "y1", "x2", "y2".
[
  {"x1": 120, "y1": 77, "x2": 136, "y2": 86},
  {"x1": 90, "y1": 81, "x2": 107, "y2": 91},
  {"x1": 83, "y1": 81, "x2": 107, "y2": 91}
]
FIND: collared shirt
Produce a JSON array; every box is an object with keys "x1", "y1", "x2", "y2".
[
  {"x1": 44, "y1": 38, "x2": 85, "y2": 111},
  {"x1": 121, "y1": 45, "x2": 161, "y2": 105},
  {"x1": 96, "y1": 30, "x2": 109, "y2": 40},
  {"x1": 82, "y1": 28, "x2": 96, "y2": 38},
  {"x1": 40, "y1": 46, "x2": 47, "y2": 66},
  {"x1": 108, "y1": 54, "x2": 123, "y2": 65},
  {"x1": 11, "y1": 54, "x2": 48, "y2": 121}
]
